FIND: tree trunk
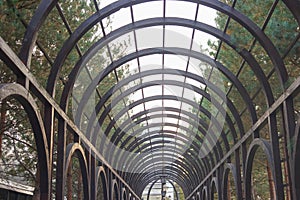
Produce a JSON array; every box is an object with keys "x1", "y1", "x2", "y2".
[
  {"x1": 267, "y1": 163, "x2": 276, "y2": 199},
  {"x1": 283, "y1": 159, "x2": 291, "y2": 200},
  {"x1": 77, "y1": 168, "x2": 82, "y2": 200},
  {"x1": 227, "y1": 178, "x2": 231, "y2": 200},
  {"x1": 0, "y1": 100, "x2": 6, "y2": 157},
  {"x1": 66, "y1": 132, "x2": 73, "y2": 199}
]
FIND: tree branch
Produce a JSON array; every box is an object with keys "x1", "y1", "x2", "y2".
[
  {"x1": 12, "y1": 133, "x2": 36, "y2": 179},
  {"x1": 3, "y1": 131, "x2": 36, "y2": 151}
]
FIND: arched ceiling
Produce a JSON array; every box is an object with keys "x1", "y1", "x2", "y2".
[{"x1": 18, "y1": 0, "x2": 300, "y2": 197}]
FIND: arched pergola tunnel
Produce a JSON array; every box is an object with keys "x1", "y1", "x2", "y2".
[{"x1": 0, "y1": 0, "x2": 299, "y2": 199}]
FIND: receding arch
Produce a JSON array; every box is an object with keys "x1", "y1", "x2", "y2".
[
  {"x1": 47, "y1": 0, "x2": 287, "y2": 99},
  {"x1": 244, "y1": 138, "x2": 277, "y2": 200},
  {"x1": 122, "y1": 188, "x2": 127, "y2": 200},
  {"x1": 210, "y1": 177, "x2": 219, "y2": 200},
  {"x1": 112, "y1": 179, "x2": 120, "y2": 200},
  {"x1": 96, "y1": 166, "x2": 109, "y2": 200},
  {"x1": 0, "y1": 83, "x2": 50, "y2": 199},
  {"x1": 65, "y1": 143, "x2": 90, "y2": 200},
  {"x1": 1, "y1": 0, "x2": 299, "y2": 199},
  {"x1": 196, "y1": 191, "x2": 201, "y2": 200},
  {"x1": 202, "y1": 186, "x2": 208, "y2": 200},
  {"x1": 222, "y1": 163, "x2": 240, "y2": 200}
]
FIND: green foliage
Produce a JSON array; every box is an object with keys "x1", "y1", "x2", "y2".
[
  {"x1": 251, "y1": 148, "x2": 273, "y2": 200},
  {"x1": 0, "y1": 99, "x2": 37, "y2": 186},
  {"x1": 209, "y1": 0, "x2": 300, "y2": 118}
]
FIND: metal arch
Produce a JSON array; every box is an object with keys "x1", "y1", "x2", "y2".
[
  {"x1": 133, "y1": 170, "x2": 190, "y2": 195},
  {"x1": 123, "y1": 148, "x2": 207, "y2": 187},
  {"x1": 108, "y1": 106, "x2": 232, "y2": 160},
  {"x1": 109, "y1": 117, "x2": 218, "y2": 174},
  {"x1": 101, "y1": 114, "x2": 219, "y2": 164},
  {"x1": 120, "y1": 133, "x2": 206, "y2": 175},
  {"x1": 108, "y1": 105, "x2": 227, "y2": 154},
  {"x1": 65, "y1": 143, "x2": 90, "y2": 200},
  {"x1": 136, "y1": 174, "x2": 177, "y2": 196},
  {"x1": 76, "y1": 64, "x2": 243, "y2": 142},
  {"x1": 64, "y1": 38, "x2": 262, "y2": 162},
  {"x1": 123, "y1": 128, "x2": 206, "y2": 153},
  {"x1": 48, "y1": 0, "x2": 287, "y2": 100},
  {"x1": 71, "y1": 60, "x2": 248, "y2": 166},
  {"x1": 140, "y1": 175, "x2": 188, "y2": 198},
  {"x1": 70, "y1": 21, "x2": 260, "y2": 130},
  {"x1": 282, "y1": 0, "x2": 300, "y2": 25},
  {"x1": 112, "y1": 179, "x2": 120, "y2": 200},
  {"x1": 61, "y1": 15, "x2": 271, "y2": 135},
  {"x1": 112, "y1": 119, "x2": 220, "y2": 177},
  {"x1": 72, "y1": 47, "x2": 256, "y2": 130},
  {"x1": 0, "y1": 37, "x2": 141, "y2": 200},
  {"x1": 129, "y1": 156, "x2": 205, "y2": 189},
  {"x1": 202, "y1": 186, "x2": 208, "y2": 200},
  {"x1": 167, "y1": 180, "x2": 180, "y2": 200},
  {"x1": 66, "y1": 55, "x2": 264, "y2": 194},
  {"x1": 19, "y1": 0, "x2": 58, "y2": 67},
  {"x1": 123, "y1": 148, "x2": 202, "y2": 182},
  {"x1": 196, "y1": 191, "x2": 200, "y2": 200},
  {"x1": 221, "y1": 163, "x2": 242, "y2": 200},
  {"x1": 210, "y1": 177, "x2": 220, "y2": 200},
  {"x1": 116, "y1": 118, "x2": 217, "y2": 158},
  {"x1": 96, "y1": 166, "x2": 109, "y2": 200},
  {"x1": 41, "y1": 8, "x2": 282, "y2": 198},
  {"x1": 128, "y1": 193, "x2": 132, "y2": 200},
  {"x1": 90, "y1": 76, "x2": 239, "y2": 148},
  {"x1": 90, "y1": 73, "x2": 240, "y2": 140},
  {"x1": 133, "y1": 165, "x2": 197, "y2": 191},
  {"x1": 116, "y1": 126, "x2": 223, "y2": 170},
  {"x1": 118, "y1": 130, "x2": 209, "y2": 173},
  {"x1": 130, "y1": 163, "x2": 193, "y2": 186},
  {"x1": 146, "y1": 180, "x2": 158, "y2": 200},
  {"x1": 121, "y1": 120, "x2": 206, "y2": 150},
  {"x1": 121, "y1": 131, "x2": 215, "y2": 183},
  {"x1": 119, "y1": 131, "x2": 208, "y2": 181},
  {"x1": 132, "y1": 159, "x2": 196, "y2": 186},
  {"x1": 126, "y1": 151, "x2": 200, "y2": 184},
  {"x1": 121, "y1": 188, "x2": 127, "y2": 200},
  {"x1": 95, "y1": 95, "x2": 230, "y2": 173},
  {"x1": 1, "y1": 0, "x2": 298, "y2": 199},
  {"x1": 94, "y1": 92, "x2": 226, "y2": 143},
  {"x1": 244, "y1": 138, "x2": 278, "y2": 200},
  {"x1": 58, "y1": 13, "x2": 275, "y2": 159},
  {"x1": 144, "y1": 178, "x2": 179, "y2": 200},
  {"x1": 185, "y1": 77, "x2": 300, "y2": 199},
  {"x1": 98, "y1": 77, "x2": 239, "y2": 142},
  {"x1": 0, "y1": 83, "x2": 50, "y2": 199}
]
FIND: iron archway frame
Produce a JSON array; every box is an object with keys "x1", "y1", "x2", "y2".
[{"x1": 0, "y1": 0, "x2": 299, "y2": 199}]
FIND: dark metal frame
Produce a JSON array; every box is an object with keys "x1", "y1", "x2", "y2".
[{"x1": 0, "y1": 0, "x2": 299, "y2": 199}]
